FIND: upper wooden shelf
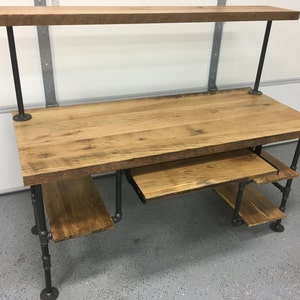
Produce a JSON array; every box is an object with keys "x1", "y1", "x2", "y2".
[{"x1": 0, "y1": 6, "x2": 298, "y2": 26}]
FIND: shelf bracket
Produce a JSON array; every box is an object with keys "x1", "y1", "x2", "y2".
[
  {"x1": 207, "y1": 0, "x2": 226, "y2": 92},
  {"x1": 34, "y1": 0, "x2": 58, "y2": 108}
]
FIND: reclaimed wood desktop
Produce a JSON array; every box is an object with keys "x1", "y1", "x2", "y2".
[{"x1": 14, "y1": 88, "x2": 300, "y2": 186}]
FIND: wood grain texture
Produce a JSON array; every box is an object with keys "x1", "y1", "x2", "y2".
[
  {"x1": 0, "y1": 6, "x2": 298, "y2": 26},
  {"x1": 129, "y1": 149, "x2": 277, "y2": 200},
  {"x1": 214, "y1": 183, "x2": 285, "y2": 227},
  {"x1": 254, "y1": 150, "x2": 298, "y2": 184},
  {"x1": 42, "y1": 176, "x2": 114, "y2": 242},
  {"x1": 13, "y1": 88, "x2": 300, "y2": 186}
]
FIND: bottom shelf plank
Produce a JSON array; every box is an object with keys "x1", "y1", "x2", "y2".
[
  {"x1": 42, "y1": 176, "x2": 114, "y2": 242},
  {"x1": 214, "y1": 183, "x2": 285, "y2": 227}
]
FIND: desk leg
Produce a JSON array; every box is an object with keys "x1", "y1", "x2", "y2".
[
  {"x1": 31, "y1": 186, "x2": 39, "y2": 235},
  {"x1": 112, "y1": 170, "x2": 123, "y2": 223},
  {"x1": 231, "y1": 182, "x2": 246, "y2": 227},
  {"x1": 32, "y1": 185, "x2": 59, "y2": 300},
  {"x1": 270, "y1": 139, "x2": 300, "y2": 232}
]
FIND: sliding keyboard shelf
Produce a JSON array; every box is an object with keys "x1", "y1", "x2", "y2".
[
  {"x1": 129, "y1": 148, "x2": 297, "y2": 227},
  {"x1": 128, "y1": 149, "x2": 277, "y2": 202},
  {"x1": 42, "y1": 176, "x2": 114, "y2": 242}
]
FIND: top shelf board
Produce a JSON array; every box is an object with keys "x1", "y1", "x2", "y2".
[{"x1": 0, "y1": 6, "x2": 299, "y2": 26}]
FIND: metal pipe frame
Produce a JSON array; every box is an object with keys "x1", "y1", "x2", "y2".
[
  {"x1": 272, "y1": 181, "x2": 285, "y2": 193},
  {"x1": 112, "y1": 170, "x2": 123, "y2": 223},
  {"x1": 254, "y1": 145, "x2": 263, "y2": 155},
  {"x1": 270, "y1": 139, "x2": 300, "y2": 232},
  {"x1": 249, "y1": 21, "x2": 273, "y2": 96},
  {"x1": 6, "y1": 26, "x2": 32, "y2": 121},
  {"x1": 31, "y1": 185, "x2": 59, "y2": 300},
  {"x1": 231, "y1": 181, "x2": 247, "y2": 226},
  {"x1": 30, "y1": 186, "x2": 39, "y2": 235}
]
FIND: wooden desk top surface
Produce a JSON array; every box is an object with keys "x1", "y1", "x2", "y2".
[
  {"x1": 13, "y1": 88, "x2": 300, "y2": 186},
  {"x1": 0, "y1": 6, "x2": 298, "y2": 26}
]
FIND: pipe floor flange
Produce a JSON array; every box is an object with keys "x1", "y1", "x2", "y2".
[
  {"x1": 40, "y1": 287, "x2": 59, "y2": 300},
  {"x1": 270, "y1": 222, "x2": 285, "y2": 233}
]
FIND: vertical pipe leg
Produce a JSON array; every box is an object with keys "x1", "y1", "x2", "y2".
[
  {"x1": 249, "y1": 21, "x2": 272, "y2": 96},
  {"x1": 254, "y1": 145, "x2": 262, "y2": 155},
  {"x1": 112, "y1": 170, "x2": 123, "y2": 223},
  {"x1": 31, "y1": 186, "x2": 39, "y2": 235},
  {"x1": 6, "y1": 26, "x2": 32, "y2": 121},
  {"x1": 270, "y1": 139, "x2": 300, "y2": 232},
  {"x1": 231, "y1": 182, "x2": 246, "y2": 226},
  {"x1": 33, "y1": 185, "x2": 59, "y2": 300}
]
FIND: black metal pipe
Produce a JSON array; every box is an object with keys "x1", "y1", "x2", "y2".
[
  {"x1": 232, "y1": 181, "x2": 246, "y2": 226},
  {"x1": 30, "y1": 186, "x2": 39, "y2": 235},
  {"x1": 276, "y1": 139, "x2": 300, "y2": 210},
  {"x1": 278, "y1": 139, "x2": 300, "y2": 211},
  {"x1": 33, "y1": 185, "x2": 59, "y2": 299},
  {"x1": 290, "y1": 138, "x2": 300, "y2": 171},
  {"x1": 249, "y1": 21, "x2": 272, "y2": 96},
  {"x1": 270, "y1": 139, "x2": 300, "y2": 232},
  {"x1": 254, "y1": 145, "x2": 262, "y2": 155},
  {"x1": 272, "y1": 181, "x2": 285, "y2": 193},
  {"x1": 6, "y1": 26, "x2": 32, "y2": 121},
  {"x1": 113, "y1": 170, "x2": 123, "y2": 223}
]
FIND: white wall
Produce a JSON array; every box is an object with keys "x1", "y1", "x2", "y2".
[
  {"x1": 218, "y1": 0, "x2": 300, "y2": 85},
  {"x1": 0, "y1": 1, "x2": 299, "y2": 193},
  {"x1": 1, "y1": 0, "x2": 299, "y2": 107},
  {"x1": 0, "y1": 0, "x2": 45, "y2": 110}
]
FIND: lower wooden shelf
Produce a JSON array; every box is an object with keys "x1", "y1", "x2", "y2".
[
  {"x1": 42, "y1": 176, "x2": 114, "y2": 242},
  {"x1": 214, "y1": 183, "x2": 285, "y2": 227}
]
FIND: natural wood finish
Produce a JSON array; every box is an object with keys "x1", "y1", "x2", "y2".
[
  {"x1": 214, "y1": 183, "x2": 285, "y2": 227},
  {"x1": 0, "y1": 6, "x2": 298, "y2": 26},
  {"x1": 13, "y1": 88, "x2": 300, "y2": 186},
  {"x1": 129, "y1": 149, "x2": 277, "y2": 200},
  {"x1": 42, "y1": 176, "x2": 114, "y2": 242},
  {"x1": 253, "y1": 150, "x2": 298, "y2": 184}
]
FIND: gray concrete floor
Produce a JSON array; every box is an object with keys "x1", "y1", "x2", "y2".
[{"x1": 0, "y1": 142, "x2": 300, "y2": 300}]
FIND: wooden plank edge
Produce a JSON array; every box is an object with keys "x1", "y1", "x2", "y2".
[
  {"x1": 254, "y1": 150, "x2": 298, "y2": 184},
  {"x1": 54, "y1": 223, "x2": 114, "y2": 243}
]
